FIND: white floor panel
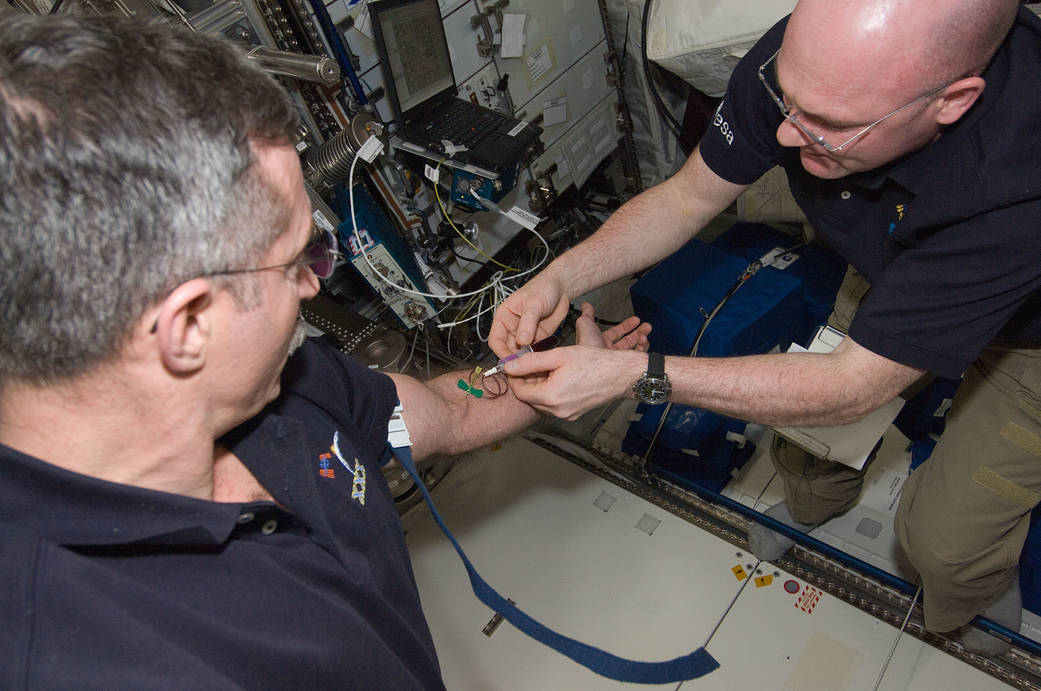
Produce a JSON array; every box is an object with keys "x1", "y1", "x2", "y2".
[
  {"x1": 705, "y1": 563, "x2": 1006, "y2": 691},
  {"x1": 403, "y1": 436, "x2": 1015, "y2": 689}
]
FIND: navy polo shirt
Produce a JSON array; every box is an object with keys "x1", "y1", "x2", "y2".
[
  {"x1": 0, "y1": 338, "x2": 444, "y2": 690},
  {"x1": 700, "y1": 7, "x2": 1041, "y2": 379}
]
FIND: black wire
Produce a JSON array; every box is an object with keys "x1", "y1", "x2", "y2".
[
  {"x1": 48, "y1": 0, "x2": 65, "y2": 14},
  {"x1": 450, "y1": 247, "x2": 486, "y2": 265},
  {"x1": 640, "y1": 0, "x2": 697, "y2": 152},
  {"x1": 620, "y1": 10, "x2": 630, "y2": 83},
  {"x1": 637, "y1": 259, "x2": 761, "y2": 471},
  {"x1": 567, "y1": 303, "x2": 621, "y2": 327}
]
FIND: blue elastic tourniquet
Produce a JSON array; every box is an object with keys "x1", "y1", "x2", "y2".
[{"x1": 394, "y1": 443, "x2": 720, "y2": 684}]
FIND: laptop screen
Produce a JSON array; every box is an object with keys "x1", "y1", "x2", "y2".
[{"x1": 370, "y1": 0, "x2": 455, "y2": 119}]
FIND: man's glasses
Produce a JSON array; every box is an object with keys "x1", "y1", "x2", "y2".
[
  {"x1": 149, "y1": 228, "x2": 341, "y2": 334},
  {"x1": 757, "y1": 49, "x2": 952, "y2": 153},
  {"x1": 199, "y1": 227, "x2": 341, "y2": 281}
]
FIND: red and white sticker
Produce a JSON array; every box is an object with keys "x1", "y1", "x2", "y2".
[{"x1": 795, "y1": 585, "x2": 821, "y2": 614}]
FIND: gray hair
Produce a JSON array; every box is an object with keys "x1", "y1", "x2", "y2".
[{"x1": 0, "y1": 12, "x2": 303, "y2": 383}]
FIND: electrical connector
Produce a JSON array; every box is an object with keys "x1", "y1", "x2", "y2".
[
  {"x1": 440, "y1": 139, "x2": 468, "y2": 157},
  {"x1": 357, "y1": 134, "x2": 384, "y2": 163}
]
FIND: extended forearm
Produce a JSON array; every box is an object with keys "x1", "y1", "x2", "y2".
[
  {"x1": 435, "y1": 372, "x2": 539, "y2": 456},
  {"x1": 662, "y1": 352, "x2": 884, "y2": 427},
  {"x1": 661, "y1": 333, "x2": 923, "y2": 426},
  {"x1": 543, "y1": 183, "x2": 701, "y2": 297},
  {"x1": 577, "y1": 338, "x2": 921, "y2": 428},
  {"x1": 389, "y1": 370, "x2": 539, "y2": 460},
  {"x1": 542, "y1": 147, "x2": 748, "y2": 297}
]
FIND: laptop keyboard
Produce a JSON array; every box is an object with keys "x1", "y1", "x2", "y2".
[{"x1": 425, "y1": 102, "x2": 509, "y2": 149}]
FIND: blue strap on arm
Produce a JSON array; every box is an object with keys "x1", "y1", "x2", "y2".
[{"x1": 393, "y1": 443, "x2": 719, "y2": 684}]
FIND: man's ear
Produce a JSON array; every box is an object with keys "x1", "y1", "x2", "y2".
[
  {"x1": 935, "y1": 76, "x2": 986, "y2": 126},
  {"x1": 153, "y1": 278, "x2": 215, "y2": 374}
]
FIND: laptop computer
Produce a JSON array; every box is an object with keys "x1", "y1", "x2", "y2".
[{"x1": 368, "y1": 0, "x2": 542, "y2": 175}]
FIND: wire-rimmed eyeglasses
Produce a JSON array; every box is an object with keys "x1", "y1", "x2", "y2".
[
  {"x1": 757, "y1": 49, "x2": 952, "y2": 153},
  {"x1": 199, "y1": 226, "x2": 342, "y2": 281},
  {"x1": 149, "y1": 227, "x2": 341, "y2": 334}
]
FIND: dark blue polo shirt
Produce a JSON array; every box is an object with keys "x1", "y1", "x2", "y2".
[
  {"x1": 0, "y1": 338, "x2": 444, "y2": 690},
  {"x1": 700, "y1": 7, "x2": 1041, "y2": 379}
]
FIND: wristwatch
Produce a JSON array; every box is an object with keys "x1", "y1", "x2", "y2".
[{"x1": 632, "y1": 352, "x2": 671, "y2": 405}]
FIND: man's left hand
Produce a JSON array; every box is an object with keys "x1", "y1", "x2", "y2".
[{"x1": 503, "y1": 302, "x2": 651, "y2": 420}]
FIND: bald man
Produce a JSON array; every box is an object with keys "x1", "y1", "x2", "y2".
[{"x1": 488, "y1": 0, "x2": 1041, "y2": 654}]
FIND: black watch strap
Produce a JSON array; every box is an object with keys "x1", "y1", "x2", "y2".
[{"x1": 647, "y1": 351, "x2": 665, "y2": 378}]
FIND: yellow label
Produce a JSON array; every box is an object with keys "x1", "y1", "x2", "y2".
[
  {"x1": 732, "y1": 565, "x2": 748, "y2": 581},
  {"x1": 755, "y1": 574, "x2": 774, "y2": 588}
]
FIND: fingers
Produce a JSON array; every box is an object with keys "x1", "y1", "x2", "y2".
[
  {"x1": 511, "y1": 291, "x2": 570, "y2": 349},
  {"x1": 488, "y1": 319, "x2": 516, "y2": 358},
  {"x1": 602, "y1": 315, "x2": 653, "y2": 351},
  {"x1": 573, "y1": 302, "x2": 603, "y2": 347},
  {"x1": 502, "y1": 348, "x2": 558, "y2": 377},
  {"x1": 489, "y1": 295, "x2": 523, "y2": 357},
  {"x1": 600, "y1": 315, "x2": 638, "y2": 344},
  {"x1": 503, "y1": 345, "x2": 631, "y2": 420}
]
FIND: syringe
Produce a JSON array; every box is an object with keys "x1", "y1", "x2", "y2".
[{"x1": 483, "y1": 335, "x2": 560, "y2": 376}]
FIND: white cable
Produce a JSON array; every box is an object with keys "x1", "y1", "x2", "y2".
[
  {"x1": 474, "y1": 289, "x2": 488, "y2": 342},
  {"x1": 400, "y1": 324, "x2": 422, "y2": 374},
  {"x1": 872, "y1": 586, "x2": 921, "y2": 691},
  {"x1": 349, "y1": 156, "x2": 492, "y2": 302},
  {"x1": 345, "y1": 155, "x2": 552, "y2": 330},
  {"x1": 435, "y1": 298, "x2": 499, "y2": 328}
]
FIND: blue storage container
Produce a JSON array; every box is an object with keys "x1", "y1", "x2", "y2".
[
  {"x1": 711, "y1": 222, "x2": 848, "y2": 348},
  {"x1": 622, "y1": 403, "x2": 755, "y2": 493},
  {"x1": 625, "y1": 223, "x2": 849, "y2": 495},
  {"x1": 630, "y1": 237, "x2": 805, "y2": 358}
]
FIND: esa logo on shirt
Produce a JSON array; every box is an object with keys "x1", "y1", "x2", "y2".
[{"x1": 713, "y1": 100, "x2": 734, "y2": 146}]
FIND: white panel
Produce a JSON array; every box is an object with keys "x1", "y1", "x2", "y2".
[
  {"x1": 513, "y1": 39, "x2": 612, "y2": 149},
  {"x1": 337, "y1": 3, "x2": 381, "y2": 76},
  {"x1": 325, "y1": 0, "x2": 348, "y2": 25},
  {"x1": 405, "y1": 437, "x2": 1014, "y2": 690},
  {"x1": 443, "y1": 2, "x2": 492, "y2": 84},
  {"x1": 528, "y1": 90, "x2": 620, "y2": 195},
  {"x1": 357, "y1": 64, "x2": 392, "y2": 122},
  {"x1": 439, "y1": 0, "x2": 470, "y2": 14},
  {"x1": 560, "y1": 91, "x2": 621, "y2": 189},
  {"x1": 526, "y1": 128, "x2": 575, "y2": 196},
  {"x1": 488, "y1": 0, "x2": 606, "y2": 111},
  {"x1": 457, "y1": 61, "x2": 507, "y2": 113}
]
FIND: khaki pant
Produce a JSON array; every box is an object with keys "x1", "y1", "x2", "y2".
[{"x1": 772, "y1": 266, "x2": 1041, "y2": 631}]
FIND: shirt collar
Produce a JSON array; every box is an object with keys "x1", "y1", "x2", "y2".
[{"x1": 0, "y1": 442, "x2": 246, "y2": 548}]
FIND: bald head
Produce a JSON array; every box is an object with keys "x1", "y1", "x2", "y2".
[{"x1": 785, "y1": 0, "x2": 1019, "y2": 96}]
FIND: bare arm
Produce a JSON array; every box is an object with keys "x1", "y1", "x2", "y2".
[
  {"x1": 541, "y1": 145, "x2": 749, "y2": 297},
  {"x1": 504, "y1": 334, "x2": 924, "y2": 427},
  {"x1": 386, "y1": 370, "x2": 538, "y2": 462},
  {"x1": 387, "y1": 306, "x2": 651, "y2": 461}
]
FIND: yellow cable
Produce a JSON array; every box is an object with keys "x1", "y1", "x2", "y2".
[
  {"x1": 452, "y1": 288, "x2": 484, "y2": 326},
  {"x1": 432, "y1": 159, "x2": 518, "y2": 273}
]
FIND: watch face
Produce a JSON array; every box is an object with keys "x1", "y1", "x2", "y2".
[
  {"x1": 636, "y1": 376, "x2": 671, "y2": 404},
  {"x1": 644, "y1": 382, "x2": 669, "y2": 403}
]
